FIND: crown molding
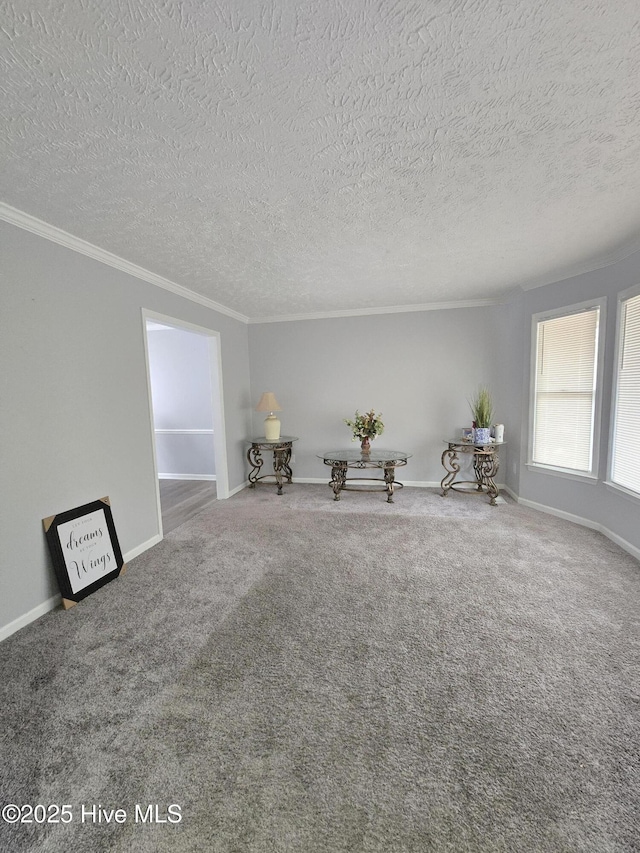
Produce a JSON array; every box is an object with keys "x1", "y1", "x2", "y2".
[
  {"x1": 248, "y1": 298, "x2": 504, "y2": 324},
  {"x1": 0, "y1": 204, "x2": 503, "y2": 322},
  {"x1": 6, "y1": 200, "x2": 638, "y2": 326},
  {"x1": 0, "y1": 202, "x2": 250, "y2": 324},
  {"x1": 516, "y1": 238, "x2": 640, "y2": 292}
]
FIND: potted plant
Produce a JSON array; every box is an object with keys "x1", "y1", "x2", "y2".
[
  {"x1": 469, "y1": 387, "x2": 493, "y2": 444},
  {"x1": 344, "y1": 409, "x2": 384, "y2": 453}
]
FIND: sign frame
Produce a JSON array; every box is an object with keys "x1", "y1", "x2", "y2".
[{"x1": 43, "y1": 497, "x2": 126, "y2": 609}]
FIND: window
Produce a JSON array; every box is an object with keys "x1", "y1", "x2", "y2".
[
  {"x1": 530, "y1": 301, "x2": 603, "y2": 476},
  {"x1": 610, "y1": 288, "x2": 640, "y2": 496}
]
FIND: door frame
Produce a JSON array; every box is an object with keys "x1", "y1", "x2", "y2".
[{"x1": 141, "y1": 309, "x2": 230, "y2": 538}]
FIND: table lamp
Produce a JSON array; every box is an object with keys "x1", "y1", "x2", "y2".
[{"x1": 256, "y1": 392, "x2": 282, "y2": 440}]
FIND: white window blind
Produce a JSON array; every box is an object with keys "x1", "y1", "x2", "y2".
[
  {"x1": 611, "y1": 293, "x2": 640, "y2": 495},
  {"x1": 532, "y1": 307, "x2": 600, "y2": 472}
]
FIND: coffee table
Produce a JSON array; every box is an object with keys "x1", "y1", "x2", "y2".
[{"x1": 318, "y1": 449, "x2": 411, "y2": 502}]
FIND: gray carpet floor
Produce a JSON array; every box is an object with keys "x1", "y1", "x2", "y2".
[{"x1": 1, "y1": 484, "x2": 639, "y2": 852}]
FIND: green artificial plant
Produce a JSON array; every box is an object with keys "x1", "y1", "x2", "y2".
[{"x1": 469, "y1": 387, "x2": 494, "y2": 429}]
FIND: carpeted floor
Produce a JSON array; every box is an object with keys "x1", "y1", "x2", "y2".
[{"x1": 1, "y1": 485, "x2": 639, "y2": 852}]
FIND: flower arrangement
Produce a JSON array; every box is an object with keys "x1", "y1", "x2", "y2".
[
  {"x1": 344, "y1": 409, "x2": 385, "y2": 442},
  {"x1": 469, "y1": 386, "x2": 494, "y2": 429}
]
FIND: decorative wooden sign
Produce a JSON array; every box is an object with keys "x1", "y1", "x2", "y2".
[{"x1": 43, "y1": 497, "x2": 126, "y2": 609}]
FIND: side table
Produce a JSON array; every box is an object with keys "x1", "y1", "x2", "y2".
[
  {"x1": 247, "y1": 436, "x2": 298, "y2": 495},
  {"x1": 440, "y1": 439, "x2": 505, "y2": 505}
]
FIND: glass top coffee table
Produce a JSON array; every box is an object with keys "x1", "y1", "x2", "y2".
[{"x1": 318, "y1": 449, "x2": 411, "y2": 502}]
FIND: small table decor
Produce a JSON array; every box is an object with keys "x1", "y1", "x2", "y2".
[
  {"x1": 468, "y1": 386, "x2": 494, "y2": 444},
  {"x1": 343, "y1": 409, "x2": 384, "y2": 454},
  {"x1": 319, "y1": 448, "x2": 411, "y2": 502},
  {"x1": 247, "y1": 436, "x2": 298, "y2": 495}
]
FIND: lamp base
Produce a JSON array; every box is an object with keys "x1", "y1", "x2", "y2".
[{"x1": 264, "y1": 414, "x2": 281, "y2": 441}]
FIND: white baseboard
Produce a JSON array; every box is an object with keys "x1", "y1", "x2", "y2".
[
  {"x1": 502, "y1": 485, "x2": 518, "y2": 501},
  {"x1": 5, "y1": 483, "x2": 635, "y2": 644},
  {"x1": 158, "y1": 473, "x2": 216, "y2": 481},
  {"x1": 124, "y1": 534, "x2": 163, "y2": 562},
  {"x1": 599, "y1": 526, "x2": 640, "y2": 562},
  {"x1": 228, "y1": 481, "x2": 248, "y2": 497},
  {"x1": 293, "y1": 477, "x2": 445, "y2": 487},
  {"x1": 0, "y1": 533, "x2": 164, "y2": 643},
  {"x1": 295, "y1": 478, "x2": 639, "y2": 560},
  {"x1": 293, "y1": 478, "x2": 506, "y2": 490},
  {"x1": 509, "y1": 492, "x2": 640, "y2": 563},
  {"x1": 0, "y1": 594, "x2": 63, "y2": 643}
]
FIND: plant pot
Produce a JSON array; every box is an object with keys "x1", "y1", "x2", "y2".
[{"x1": 474, "y1": 427, "x2": 491, "y2": 444}]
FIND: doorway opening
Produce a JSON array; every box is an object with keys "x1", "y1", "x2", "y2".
[{"x1": 142, "y1": 310, "x2": 229, "y2": 538}]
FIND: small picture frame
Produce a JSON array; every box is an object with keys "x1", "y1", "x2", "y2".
[{"x1": 43, "y1": 497, "x2": 126, "y2": 610}]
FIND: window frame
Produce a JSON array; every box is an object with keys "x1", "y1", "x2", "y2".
[
  {"x1": 606, "y1": 283, "x2": 640, "y2": 502},
  {"x1": 527, "y1": 297, "x2": 606, "y2": 480}
]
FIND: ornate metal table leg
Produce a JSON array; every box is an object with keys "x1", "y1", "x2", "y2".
[
  {"x1": 272, "y1": 447, "x2": 288, "y2": 495},
  {"x1": 330, "y1": 464, "x2": 347, "y2": 500},
  {"x1": 247, "y1": 445, "x2": 263, "y2": 488},
  {"x1": 384, "y1": 465, "x2": 396, "y2": 502},
  {"x1": 280, "y1": 447, "x2": 293, "y2": 483},
  {"x1": 473, "y1": 451, "x2": 486, "y2": 491},
  {"x1": 473, "y1": 450, "x2": 500, "y2": 505},
  {"x1": 440, "y1": 448, "x2": 460, "y2": 496}
]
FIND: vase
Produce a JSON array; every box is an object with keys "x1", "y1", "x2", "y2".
[
  {"x1": 474, "y1": 427, "x2": 491, "y2": 444},
  {"x1": 360, "y1": 437, "x2": 371, "y2": 453}
]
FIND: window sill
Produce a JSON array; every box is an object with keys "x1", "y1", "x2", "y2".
[
  {"x1": 525, "y1": 463, "x2": 598, "y2": 484},
  {"x1": 604, "y1": 481, "x2": 640, "y2": 504}
]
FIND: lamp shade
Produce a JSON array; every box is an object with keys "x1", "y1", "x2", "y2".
[{"x1": 256, "y1": 392, "x2": 282, "y2": 413}]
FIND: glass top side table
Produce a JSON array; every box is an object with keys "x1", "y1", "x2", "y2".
[
  {"x1": 247, "y1": 436, "x2": 298, "y2": 495},
  {"x1": 440, "y1": 439, "x2": 506, "y2": 505},
  {"x1": 318, "y1": 449, "x2": 411, "y2": 502}
]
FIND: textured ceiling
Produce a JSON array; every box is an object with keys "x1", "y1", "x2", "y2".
[{"x1": 2, "y1": 0, "x2": 640, "y2": 320}]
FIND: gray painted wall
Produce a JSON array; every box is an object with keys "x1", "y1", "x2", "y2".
[
  {"x1": 248, "y1": 282, "x2": 640, "y2": 557},
  {"x1": 0, "y1": 221, "x2": 251, "y2": 635},
  {"x1": 248, "y1": 307, "x2": 510, "y2": 484},
  {"x1": 2, "y1": 214, "x2": 638, "y2": 638},
  {"x1": 147, "y1": 327, "x2": 216, "y2": 477},
  {"x1": 506, "y1": 250, "x2": 640, "y2": 554}
]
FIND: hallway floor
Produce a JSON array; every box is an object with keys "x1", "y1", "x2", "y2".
[{"x1": 159, "y1": 479, "x2": 217, "y2": 534}]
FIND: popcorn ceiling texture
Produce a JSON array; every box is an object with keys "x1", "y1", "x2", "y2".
[{"x1": 1, "y1": 0, "x2": 640, "y2": 319}]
